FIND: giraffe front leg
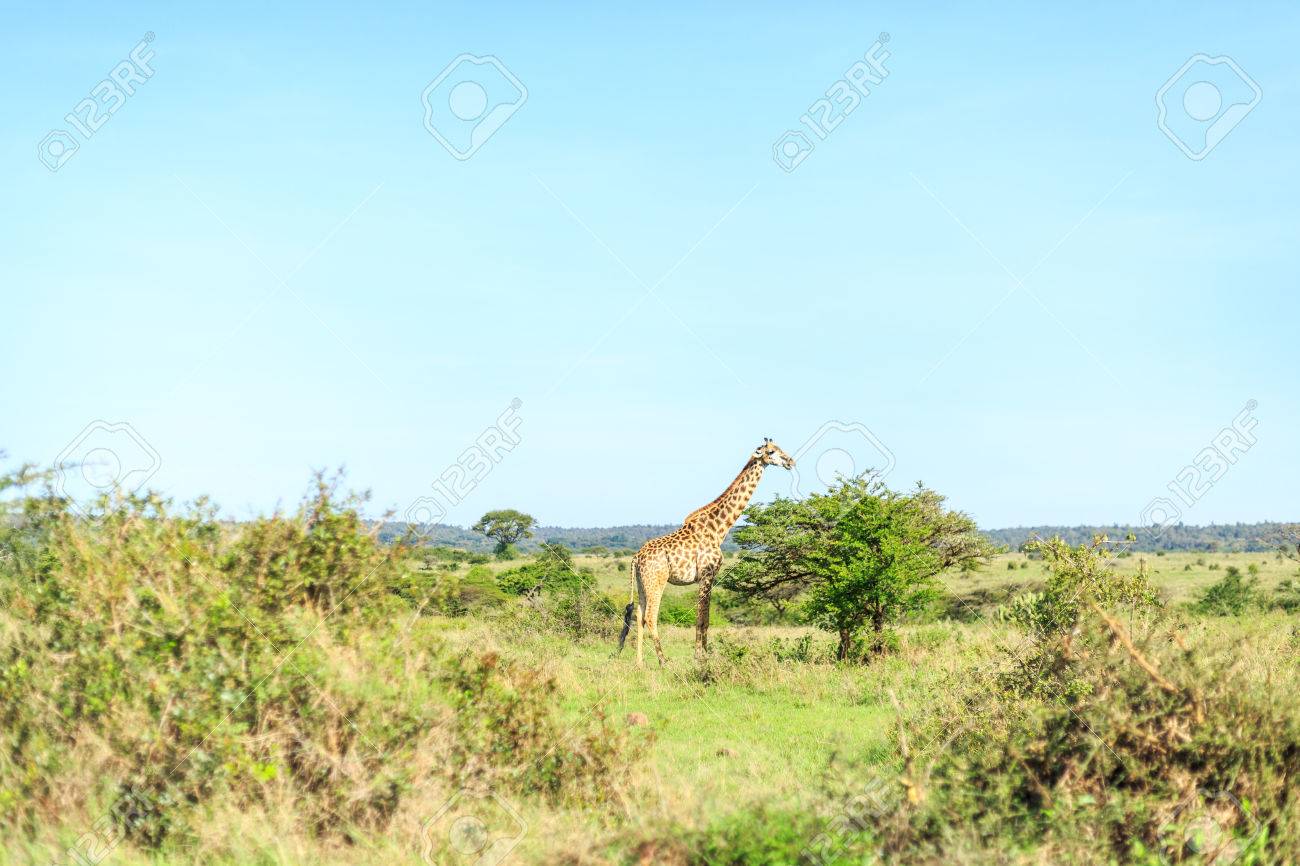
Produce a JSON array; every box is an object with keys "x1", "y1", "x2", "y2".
[
  {"x1": 694, "y1": 577, "x2": 713, "y2": 660},
  {"x1": 695, "y1": 559, "x2": 721, "y2": 660}
]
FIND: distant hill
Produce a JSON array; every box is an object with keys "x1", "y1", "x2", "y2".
[
  {"x1": 379, "y1": 521, "x2": 1296, "y2": 554},
  {"x1": 375, "y1": 523, "x2": 693, "y2": 552}
]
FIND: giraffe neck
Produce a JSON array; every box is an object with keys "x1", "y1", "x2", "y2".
[{"x1": 684, "y1": 457, "x2": 766, "y2": 546}]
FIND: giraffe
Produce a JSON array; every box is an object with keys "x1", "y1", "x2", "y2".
[{"x1": 617, "y1": 439, "x2": 796, "y2": 667}]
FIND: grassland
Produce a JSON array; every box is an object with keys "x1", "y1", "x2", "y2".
[
  {"x1": 498, "y1": 547, "x2": 1299, "y2": 614},
  {"x1": 3, "y1": 481, "x2": 1297, "y2": 866}
]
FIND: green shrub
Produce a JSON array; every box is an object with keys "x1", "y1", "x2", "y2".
[
  {"x1": 544, "y1": 568, "x2": 616, "y2": 640},
  {"x1": 0, "y1": 473, "x2": 437, "y2": 847},
  {"x1": 496, "y1": 561, "x2": 545, "y2": 596},
  {"x1": 445, "y1": 565, "x2": 509, "y2": 614},
  {"x1": 441, "y1": 651, "x2": 644, "y2": 804},
  {"x1": 497, "y1": 546, "x2": 619, "y2": 640},
  {"x1": 1273, "y1": 579, "x2": 1300, "y2": 612},
  {"x1": 658, "y1": 594, "x2": 698, "y2": 626},
  {"x1": 768, "y1": 633, "x2": 816, "y2": 663},
  {"x1": 617, "y1": 806, "x2": 871, "y2": 866},
  {"x1": 713, "y1": 587, "x2": 790, "y2": 626},
  {"x1": 1009, "y1": 537, "x2": 1157, "y2": 644},
  {"x1": 1193, "y1": 566, "x2": 1259, "y2": 616},
  {"x1": 877, "y1": 543, "x2": 1300, "y2": 863},
  {"x1": 887, "y1": 607, "x2": 1299, "y2": 862}
]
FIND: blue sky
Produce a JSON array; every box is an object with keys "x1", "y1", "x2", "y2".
[{"x1": 3, "y1": 2, "x2": 1298, "y2": 529}]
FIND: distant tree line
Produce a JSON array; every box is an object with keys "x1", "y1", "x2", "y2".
[
  {"x1": 380, "y1": 519, "x2": 1298, "y2": 555},
  {"x1": 984, "y1": 522, "x2": 1297, "y2": 553},
  {"x1": 375, "y1": 522, "x2": 701, "y2": 553}
]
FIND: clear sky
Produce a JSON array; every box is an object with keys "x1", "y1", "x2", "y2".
[{"x1": 3, "y1": 2, "x2": 1298, "y2": 529}]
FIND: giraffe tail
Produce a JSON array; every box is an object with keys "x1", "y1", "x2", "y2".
[{"x1": 617, "y1": 557, "x2": 636, "y2": 653}]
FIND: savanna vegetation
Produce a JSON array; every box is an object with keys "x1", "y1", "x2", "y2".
[{"x1": 3, "y1": 456, "x2": 1299, "y2": 865}]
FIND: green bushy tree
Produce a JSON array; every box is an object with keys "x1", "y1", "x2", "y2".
[
  {"x1": 497, "y1": 543, "x2": 610, "y2": 639},
  {"x1": 722, "y1": 479, "x2": 991, "y2": 660},
  {"x1": 1193, "y1": 565, "x2": 1259, "y2": 616},
  {"x1": 1009, "y1": 535, "x2": 1158, "y2": 641},
  {"x1": 471, "y1": 509, "x2": 536, "y2": 558}
]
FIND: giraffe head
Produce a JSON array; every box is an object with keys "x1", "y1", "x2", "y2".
[{"x1": 753, "y1": 437, "x2": 795, "y2": 470}]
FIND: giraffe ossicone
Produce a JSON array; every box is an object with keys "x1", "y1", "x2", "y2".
[{"x1": 618, "y1": 439, "x2": 796, "y2": 667}]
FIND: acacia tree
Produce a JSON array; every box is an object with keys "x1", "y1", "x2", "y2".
[
  {"x1": 471, "y1": 509, "x2": 536, "y2": 557},
  {"x1": 721, "y1": 479, "x2": 991, "y2": 660}
]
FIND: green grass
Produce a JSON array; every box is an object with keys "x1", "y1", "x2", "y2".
[
  {"x1": 480, "y1": 548, "x2": 1300, "y2": 607},
  {"x1": 7, "y1": 497, "x2": 1300, "y2": 866},
  {"x1": 9, "y1": 598, "x2": 1298, "y2": 865},
  {"x1": 947, "y1": 549, "x2": 1297, "y2": 605}
]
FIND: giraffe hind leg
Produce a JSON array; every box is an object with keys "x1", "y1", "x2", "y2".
[
  {"x1": 652, "y1": 629, "x2": 666, "y2": 667},
  {"x1": 617, "y1": 602, "x2": 634, "y2": 654},
  {"x1": 645, "y1": 588, "x2": 667, "y2": 667},
  {"x1": 635, "y1": 578, "x2": 646, "y2": 668}
]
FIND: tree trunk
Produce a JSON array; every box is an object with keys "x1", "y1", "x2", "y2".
[
  {"x1": 837, "y1": 629, "x2": 852, "y2": 661},
  {"x1": 870, "y1": 607, "x2": 886, "y2": 655},
  {"x1": 573, "y1": 587, "x2": 583, "y2": 639}
]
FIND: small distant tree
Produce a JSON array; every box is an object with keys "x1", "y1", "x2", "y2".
[
  {"x1": 722, "y1": 479, "x2": 992, "y2": 660},
  {"x1": 1193, "y1": 565, "x2": 1259, "y2": 616},
  {"x1": 472, "y1": 509, "x2": 536, "y2": 558}
]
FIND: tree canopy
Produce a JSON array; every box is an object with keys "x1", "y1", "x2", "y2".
[
  {"x1": 721, "y1": 479, "x2": 991, "y2": 659},
  {"x1": 471, "y1": 509, "x2": 537, "y2": 557}
]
